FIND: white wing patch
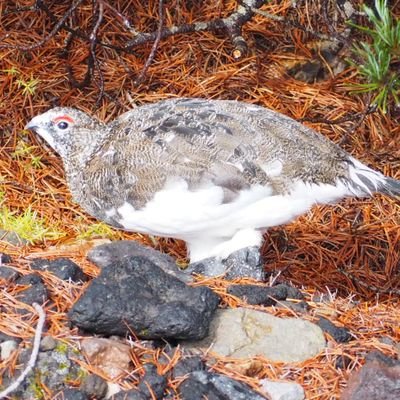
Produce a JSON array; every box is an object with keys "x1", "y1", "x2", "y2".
[
  {"x1": 116, "y1": 178, "x2": 272, "y2": 237},
  {"x1": 112, "y1": 174, "x2": 362, "y2": 261},
  {"x1": 115, "y1": 177, "x2": 350, "y2": 238},
  {"x1": 262, "y1": 159, "x2": 283, "y2": 177}
]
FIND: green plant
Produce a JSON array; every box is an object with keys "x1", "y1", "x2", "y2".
[
  {"x1": 15, "y1": 75, "x2": 40, "y2": 96},
  {"x1": 12, "y1": 140, "x2": 44, "y2": 169},
  {"x1": 75, "y1": 220, "x2": 119, "y2": 240},
  {"x1": 3, "y1": 66, "x2": 19, "y2": 75},
  {"x1": 348, "y1": 0, "x2": 400, "y2": 113},
  {"x1": 0, "y1": 206, "x2": 65, "y2": 244},
  {"x1": 28, "y1": 375, "x2": 45, "y2": 400}
]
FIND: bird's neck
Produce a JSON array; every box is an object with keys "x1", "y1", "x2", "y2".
[{"x1": 60, "y1": 125, "x2": 109, "y2": 169}]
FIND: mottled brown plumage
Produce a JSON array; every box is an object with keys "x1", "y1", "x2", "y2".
[{"x1": 26, "y1": 98, "x2": 400, "y2": 262}]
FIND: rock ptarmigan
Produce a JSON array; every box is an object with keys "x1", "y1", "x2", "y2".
[{"x1": 26, "y1": 98, "x2": 400, "y2": 264}]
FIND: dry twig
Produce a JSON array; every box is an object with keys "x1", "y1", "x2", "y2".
[{"x1": 0, "y1": 303, "x2": 46, "y2": 399}]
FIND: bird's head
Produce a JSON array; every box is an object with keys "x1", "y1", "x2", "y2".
[{"x1": 25, "y1": 107, "x2": 105, "y2": 160}]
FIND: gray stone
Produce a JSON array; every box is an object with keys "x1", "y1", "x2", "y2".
[
  {"x1": 341, "y1": 351, "x2": 400, "y2": 400},
  {"x1": 179, "y1": 370, "x2": 267, "y2": 399},
  {"x1": 10, "y1": 342, "x2": 85, "y2": 399},
  {"x1": 187, "y1": 246, "x2": 264, "y2": 280},
  {"x1": 260, "y1": 379, "x2": 305, "y2": 400},
  {"x1": 0, "y1": 230, "x2": 29, "y2": 246},
  {"x1": 69, "y1": 256, "x2": 219, "y2": 340},
  {"x1": 185, "y1": 308, "x2": 326, "y2": 362},
  {"x1": 40, "y1": 336, "x2": 58, "y2": 352},
  {"x1": 0, "y1": 340, "x2": 18, "y2": 360},
  {"x1": 378, "y1": 336, "x2": 396, "y2": 347},
  {"x1": 88, "y1": 240, "x2": 191, "y2": 283}
]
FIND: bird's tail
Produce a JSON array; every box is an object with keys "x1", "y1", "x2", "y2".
[
  {"x1": 379, "y1": 176, "x2": 400, "y2": 198},
  {"x1": 348, "y1": 157, "x2": 400, "y2": 199}
]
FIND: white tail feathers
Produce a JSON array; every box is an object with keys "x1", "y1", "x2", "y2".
[{"x1": 347, "y1": 157, "x2": 395, "y2": 197}]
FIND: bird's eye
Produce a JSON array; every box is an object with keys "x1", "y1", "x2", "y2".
[{"x1": 57, "y1": 121, "x2": 69, "y2": 130}]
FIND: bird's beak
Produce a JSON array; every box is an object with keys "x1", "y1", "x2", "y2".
[{"x1": 25, "y1": 118, "x2": 39, "y2": 131}]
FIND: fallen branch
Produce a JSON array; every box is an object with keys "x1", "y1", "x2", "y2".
[
  {"x1": 135, "y1": 0, "x2": 165, "y2": 85},
  {"x1": 0, "y1": 303, "x2": 46, "y2": 399}
]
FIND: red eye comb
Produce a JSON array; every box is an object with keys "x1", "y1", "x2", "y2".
[{"x1": 53, "y1": 115, "x2": 75, "y2": 124}]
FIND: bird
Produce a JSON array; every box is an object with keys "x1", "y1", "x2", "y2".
[{"x1": 26, "y1": 98, "x2": 400, "y2": 265}]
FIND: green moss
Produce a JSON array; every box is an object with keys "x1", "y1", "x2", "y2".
[
  {"x1": 28, "y1": 375, "x2": 45, "y2": 400},
  {"x1": 54, "y1": 341, "x2": 69, "y2": 355},
  {"x1": 58, "y1": 362, "x2": 69, "y2": 371},
  {"x1": 65, "y1": 367, "x2": 87, "y2": 384},
  {"x1": 0, "y1": 206, "x2": 65, "y2": 244},
  {"x1": 139, "y1": 328, "x2": 149, "y2": 336}
]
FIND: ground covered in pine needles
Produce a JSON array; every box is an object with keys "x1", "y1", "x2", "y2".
[{"x1": 0, "y1": 1, "x2": 399, "y2": 399}]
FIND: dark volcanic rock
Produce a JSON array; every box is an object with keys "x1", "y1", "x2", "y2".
[
  {"x1": 80, "y1": 374, "x2": 108, "y2": 399},
  {"x1": 137, "y1": 364, "x2": 167, "y2": 399},
  {"x1": 69, "y1": 256, "x2": 219, "y2": 339},
  {"x1": 227, "y1": 283, "x2": 303, "y2": 306},
  {"x1": 88, "y1": 240, "x2": 191, "y2": 283},
  {"x1": 16, "y1": 273, "x2": 48, "y2": 305},
  {"x1": 0, "y1": 266, "x2": 20, "y2": 282},
  {"x1": 0, "y1": 253, "x2": 12, "y2": 264},
  {"x1": 179, "y1": 370, "x2": 267, "y2": 400},
  {"x1": 335, "y1": 354, "x2": 353, "y2": 370},
  {"x1": 55, "y1": 388, "x2": 89, "y2": 400},
  {"x1": 172, "y1": 356, "x2": 205, "y2": 379},
  {"x1": 317, "y1": 317, "x2": 353, "y2": 343},
  {"x1": 113, "y1": 390, "x2": 147, "y2": 400},
  {"x1": 277, "y1": 300, "x2": 309, "y2": 313},
  {"x1": 31, "y1": 257, "x2": 87, "y2": 282},
  {"x1": 341, "y1": 351, "x2": 400, "y2": 400}
]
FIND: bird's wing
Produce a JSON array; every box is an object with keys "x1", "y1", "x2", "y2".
[
  {"x1": 118, "y1": 99, "x2": 277, "y2": 201},
  {"x1": 92, "y1": 98, "x2": 351, "y2": 208}
]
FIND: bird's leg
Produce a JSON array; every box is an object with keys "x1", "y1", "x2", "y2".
[{"x1": 185, "y1": 229, "x2": 265, "y2": 280}]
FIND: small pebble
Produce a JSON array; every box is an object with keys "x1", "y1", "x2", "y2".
[
  {"x1": 138, "y1": 364, "x2": 167, "y2": 399},
  {"x1": 40, "y1": 336, "x2": 58, "y2": 352},
  {"x1": 80, "y1": 374, "x2": 108, "y2": 399},
  {"x1": 317, "y1": 317, "x2": 353, "y2": 343},
  {"x1": 0, "y1": 340, "x2": 18, "y2": 360},
  {"x1": 55, "y1": 388, "x2": 89, "y2": 400}
]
